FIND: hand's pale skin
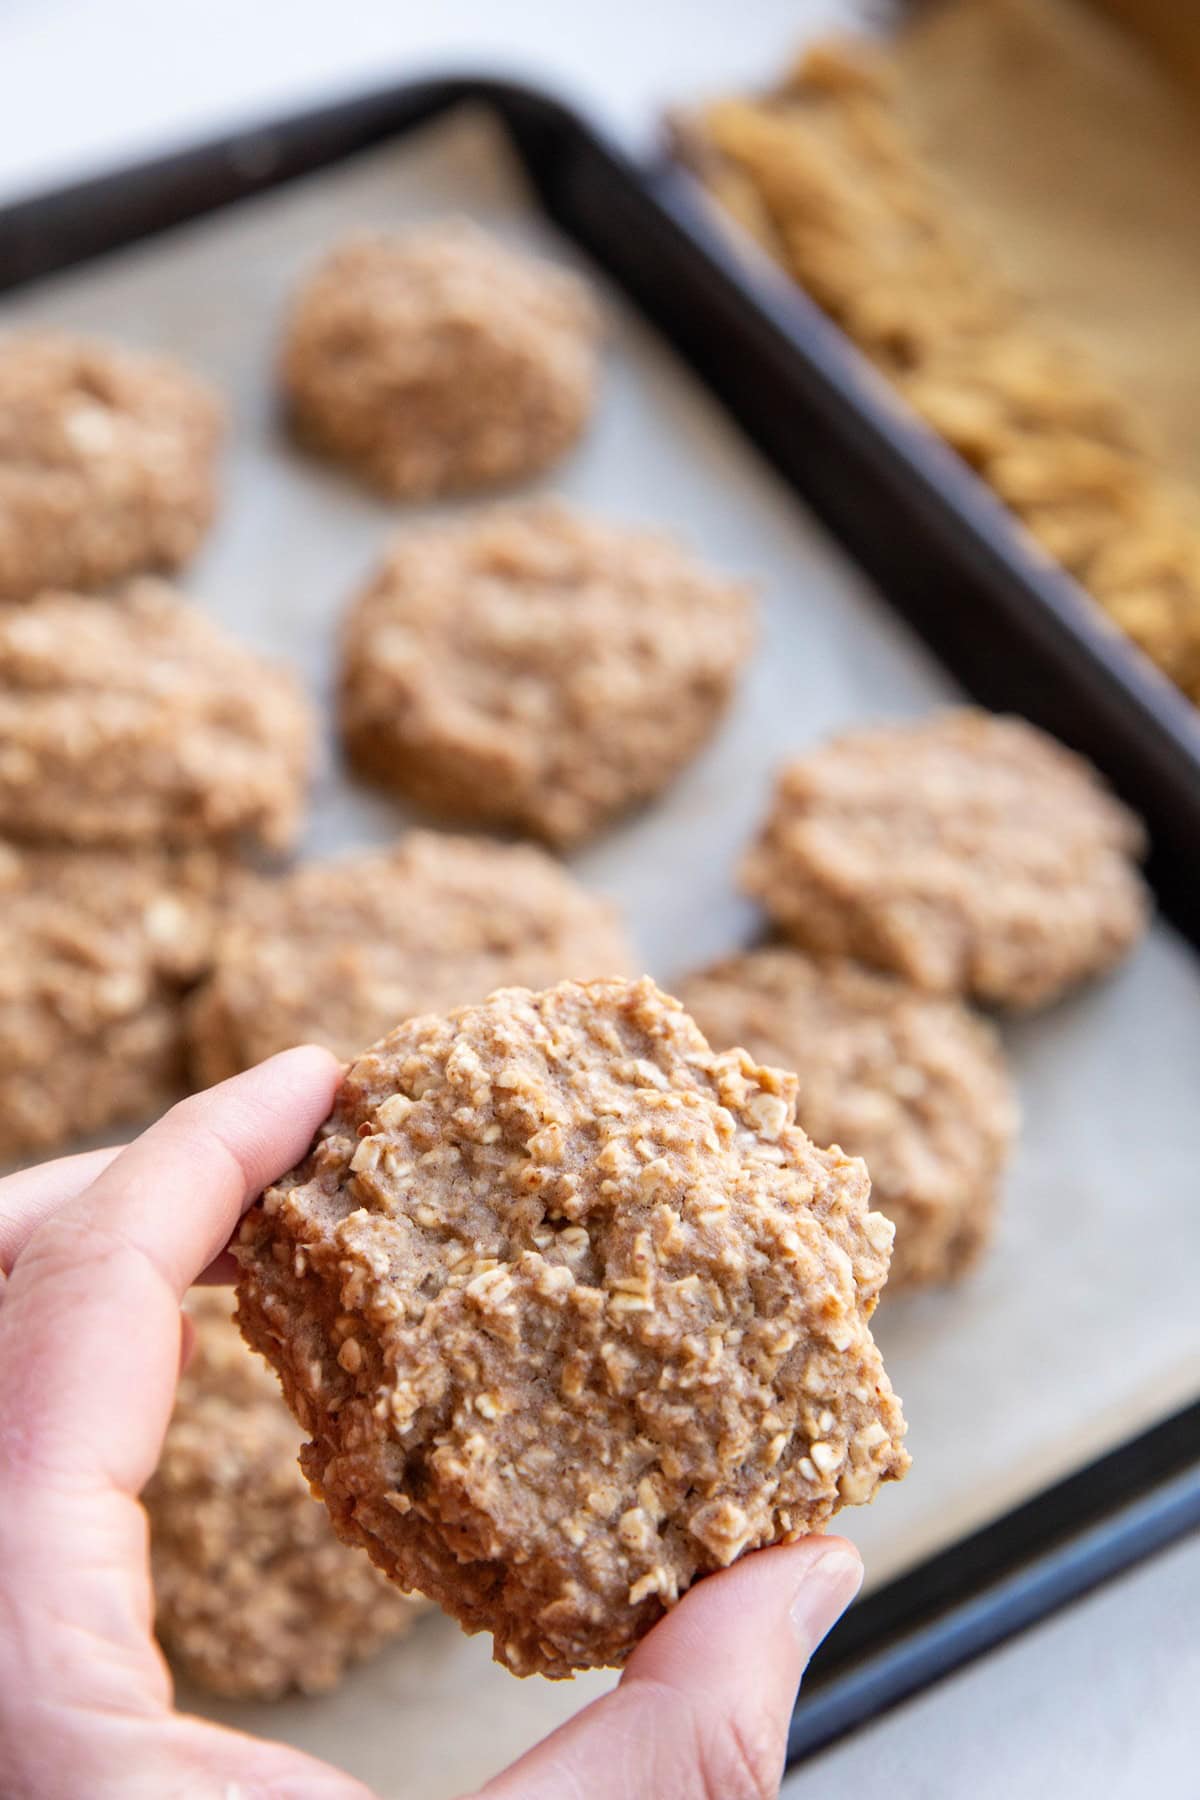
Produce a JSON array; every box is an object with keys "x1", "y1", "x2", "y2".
[{"x1": 0, "y1": 1050, "x2": 863, "y2": 1800}]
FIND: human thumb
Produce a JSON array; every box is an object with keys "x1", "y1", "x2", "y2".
[{"x1": 472, "y1": 1536, "x2": 862, "y2": 1800}]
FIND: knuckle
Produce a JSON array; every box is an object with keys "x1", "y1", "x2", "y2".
[
  {"x1": 700, "y1": 1705, "x2": 786, "y2": 1800},
  {"x1": 15, "y1": 1212, "x2": 173, "y2": 1310}
]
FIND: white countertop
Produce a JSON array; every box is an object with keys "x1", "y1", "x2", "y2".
[
  {"x1": 0, "y1": 0, "x2": 850, "y2": 205},
  {"x1": 783, "y1": 1528, "x2": 1200, "y2": 1800},
  {"x1": 3, "y1": 3, "x2": 1195, "y2": 1793}
]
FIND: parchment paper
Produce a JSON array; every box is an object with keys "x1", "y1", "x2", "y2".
[{"x1": 4, "y1": 109, "x2": 1198, "y2": 1799}]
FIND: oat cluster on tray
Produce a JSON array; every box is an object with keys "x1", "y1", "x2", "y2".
[{"x1": 1, "y1": 205, "x2": 1151, "y2": 1689}]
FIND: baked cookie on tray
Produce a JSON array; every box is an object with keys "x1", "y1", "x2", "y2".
[
  {"x1": 281, "y1": 222, "x2": 600, "y2": 498},
  {"x1": 742, "y1": 709, "x2": 1148, "y2": 1009},
  {"x1": 188, "y1": 831, "x2": 633, "y2": 1082},
  {"x1": 234, "y1": 975, "x2": 908, "y2": 1679},
  {"x1": 681, "y1": 947, "x2": 1017, "y2": 1290},
  {"x1": 0, "y1": 842, "x2": 221, "y2": 1163},
  {"x1": 339, "y1": 501, "x2": 755, "y2": 846},
  {"x1": 146, "y1": 1290, "x2": 424, "y2": 1701},
  {"x1": 0, "y1": 581, "x2": 312, "y2": 853},
  {"x1": 0, "y1": 329, "x2": 222, "y2": 602}
]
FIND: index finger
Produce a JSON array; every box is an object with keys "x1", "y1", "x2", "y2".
[{"x1": 0, "y1": 1045, "x2": 340, "y2": 1501}]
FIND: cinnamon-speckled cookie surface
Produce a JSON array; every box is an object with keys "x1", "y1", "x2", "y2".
[
  {"x1": 742, "y1": 710, "x2": 1148, "y2": 1008},
  {"x1": 681, "y1": 948, "x2": 1018, "y2": 1289},
  {"x1": 0, "y1": 582, "x2": 312, "y2": 852},
  {"x1": 234, "y1": 976, "x2": 907, "y2": 1678},
  {"x1": 339, "y1": 502, "x2": 755, "y2": 846},
  {"x1": 146, "y1": 1291, "x2": 424, "y2": 1701},
  {"x1": 281, "y1": 223, "x2": 599, "y2": 498},
  {"x1": 188, "y1": 832, "x2": 633, "y2": 1083},
  {"x1": 0, "y1": 842, "x2": 221, "y2": 1163},
  {"x1": 0, "y1": 330, "x2": 222, "y2": 601}
]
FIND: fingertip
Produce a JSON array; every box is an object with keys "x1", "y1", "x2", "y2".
[
  {"x1": 803, "y1": 1532, "x2": 864, "y2": 1592},
  {"x1": 233, "y1": 1042, "x2": 343, "y2": 1103},
  {"x1": 625, "y1": 1535, "x2": 862, "y2": 1692},
  {"x1": 165, "y1": 1044, "x2": 342, "y2": 1196},
  {"x1": 786, "y1": 1536, "x2": 863, "y2": 1656},
  {"x1": 264, "y1": 1042, "x2": 344, "y2": 1078}
]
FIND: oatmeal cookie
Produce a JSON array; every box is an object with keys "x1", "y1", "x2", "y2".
[
  {"x1": 742, "y1": 710, "x2": 1148, "y2": 1009},
  {"x1": 281, "y1": 223, "x2": 600, "y2": 498},
  {"x1": 0, "y1": 581, "x2": 312, "y2": 852},
  {"x1": 146, "y1": 1290, "x2": 424, "y2": 1701},
  {"x1": 0, "y1": 842, "x2": 220, "y2": 1162},
  {"x1": 0, "y1": 329, "x2": 222, "y2": 602},
  {"x1": 188, "y1": 832, "x2": 633, "y2": 1083},
  {"x1": 339, "y1": 502, "x2": 755, "y2": 846},
  {"x1": 234, "y1": 975, "x2": 908, "y2": 1678},
  {"x1": 681, "y1": 948, "x2": 1017, "y2": 1289}
]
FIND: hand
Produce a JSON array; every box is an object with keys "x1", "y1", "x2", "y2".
[{"x1": 0, "y1": 1052, "x2": 862, "y2": 1800}]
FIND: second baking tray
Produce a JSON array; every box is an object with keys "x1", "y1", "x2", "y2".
[{"x1": 2, "y1": 78, "x2": 1198, "y2": 1793}]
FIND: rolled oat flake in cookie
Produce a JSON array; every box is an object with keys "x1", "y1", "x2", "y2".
[
  {"x1": 281, "y1": 221, "x2": 600, "y2": 498},
  {"x1": 339, "y1": 501, "x2": 755, "y2": 846},
  {"x1": 235, "y1": 975, "x2": 908, "y2": 1678},
  {"x1": 0, "y1": 329, "x2": 222, "y2": 602},
  {"x1": 743, "y1": 708, "x2": 1149, "y2": 1009}
]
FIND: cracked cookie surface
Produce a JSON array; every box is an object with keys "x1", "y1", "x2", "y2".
[
  {"x1": 235, "y1": 976, "x2": 907, "y2": 1678},
  {"x1": 0, "y1": 329, "x2": 222, "y2": 601},
  {"x1": 742, "y1": 709, "x2": 1148, "y2": 1008}
]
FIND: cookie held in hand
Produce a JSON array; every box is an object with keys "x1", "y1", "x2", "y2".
[{"x1": 235, "y1": 976, "x2": 908, "y2": 1678}]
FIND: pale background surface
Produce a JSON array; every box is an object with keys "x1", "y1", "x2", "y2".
[{"x1": 1, "y1": 2, "x2": 1196, "y2": 1794}]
